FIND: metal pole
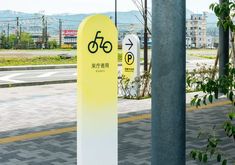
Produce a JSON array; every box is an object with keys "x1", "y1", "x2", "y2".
[
  {"x1": 16, "y1": 17, "x2": 19, "y2": 48},
  {"x1": 144, "y1": 0, "x2": 148, "y2": 72},
  {"x1": 19, "y1": 25, "x2": 22, "y2": 40},
  {"x1": 45, "y1": 19, "x2": 48, "y2": 49},
  {"x1": 115, "y1": 0, "x2": 117, "y2": 27},
  {"x1": 42, "y1": 15, "x2": 45, "y2": 49},
  {"x1": 152, "y1": 0, "x2": 186, "y2": 164},
  {"x1": 59, "y1": 19, "x2": 62, "y2": 48},
  {"x1": 7, "y1": 23, "x2": 9, "y2": 46},
  {"x1": 219, "y1": 0, "x2": 229, "y2": 77}
]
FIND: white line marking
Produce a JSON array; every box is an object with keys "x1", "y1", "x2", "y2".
[
  {"x1": 0, "y1": 73, "x2": 25, "y2": 83},
  {"x1": 72, "y1": 73, "x2": 77, "y2": 76},
  {"x1": 37, "y1": 72, "x2": 57, "y2": 78}
]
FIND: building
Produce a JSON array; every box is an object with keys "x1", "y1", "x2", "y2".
[
  {"x1": 186, "y1": 13, "x2": 207, "y2": 48},
  {"x1": 186, "y1": 35, "x2": 192, "y2": 48},
  {"x1": 62, "y1": 30, "x2": 77, "y2": 48},
  {"x1": 206, "y1": 36, "x2": 214, "y2": 48}
]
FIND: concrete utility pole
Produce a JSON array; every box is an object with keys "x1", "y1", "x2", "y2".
[
  {"x1": 42, "y1": 15, "x2": 45, "y2": 49},
  {"x1": 152, "y1": 0, "x2": 186, "y2": 164},
  {"x1": 45, "y1": 19, "x2": 48, "y2": 49},
  {"x1": 144, "y1": 0, "x2": 148, "y2": 72},
  {"x1": 7, "y1": 23, "x2": 9, "y2": 44},
  {"x1": 16, "y1": 17, "x2": 19, "y2": 48},
  {"x1": 19, "y1": 25, "x2": 22, "y2": 40},
  {"x1": 59, "y1": 19, "x2": 62, "y2": 48},
  {"x1": 219, "y1": 0, "x2": 229, "y2": 77}
]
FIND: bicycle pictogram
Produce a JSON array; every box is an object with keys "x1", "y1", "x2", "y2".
[{"x1": 88, "y1": 31, "x2": 112, "y2": 54}]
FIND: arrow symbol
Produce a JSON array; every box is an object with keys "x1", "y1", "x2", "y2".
[
  {"x1": 0, "y1": 73, "x2": 25, "y2": 83},
  {"x1": 125, "y1": 38, "x2": 133, "y2": 50}
]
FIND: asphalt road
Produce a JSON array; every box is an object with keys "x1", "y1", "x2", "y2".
[
  {"x1": 0, "y1": 68, "x2": 77, "y2": 84},
  {"x1": 0, "y1": 59, "x2": 215, "y2": 86}
]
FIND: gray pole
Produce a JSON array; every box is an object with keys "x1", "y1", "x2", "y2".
[
  {"x1": 19, "y1": 25, "x2": 22, "y2": 39},
  {"x1": 115, "y1": 0, "x2": 117, "y2": 27},
  {"x1": 7, "y1": 23, "x2": 9, "y2": 45},
  {"x1": 42, "y1": 15, "x2": 45, "y2": 49},
  {"x1": 152, "y1": 0, "x2": 186, "y2": 164},
  {"x1": 59, "y1": 19, "x2": 62, "y2": 48},
  {"x1": 16, "y1": 17, "x2": 19, "y2": 48},
  {"x1": 45, "y1": 19, "x2": 48, "y2": 49},
  {"x1": 219, "y1": 0, "x2": 229, "y2": 77},
  {"x1": 144, "y1": 0, "x2": 148, "y2": 71}
]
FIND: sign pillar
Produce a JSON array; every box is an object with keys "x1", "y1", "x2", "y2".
[
  {"x1": 122, "y1": 34, "x2": 140, "y2": 96},
  {"x1": 77, "y1": 15, "x2": 118, "y2": 165},
  {"x1": 122, "y1": 34, "x2": 140, "y2": 80}
]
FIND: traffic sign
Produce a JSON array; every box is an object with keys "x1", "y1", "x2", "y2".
[
  {"x1": 77, "y1": 15, "x2": 118, "y2": 165},
  {"x1": 122, "y1": 34, "x2": 140, "y2": 81}
]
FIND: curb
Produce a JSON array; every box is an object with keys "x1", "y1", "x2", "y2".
[
  {"x1": 0, "y1": 64, "x2": 77, "y2": 71},
  {"x1": 0, "y1": 79, "x2": 76, "y2": 88}
]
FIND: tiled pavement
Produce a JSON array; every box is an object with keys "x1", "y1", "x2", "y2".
[
  {"x1": 186, "y1": 105, "x2": 235, "y2": 165},
  {"x1": 0, "y1": 106, "x2": 234, "y2": 164},
  {"x1": 0, "y1": 84, "x2": 151, "y2": 132}
]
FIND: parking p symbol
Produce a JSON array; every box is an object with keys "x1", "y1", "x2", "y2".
[{"x1": 125, "y1": 52, "x2": 134, "y2": 65}]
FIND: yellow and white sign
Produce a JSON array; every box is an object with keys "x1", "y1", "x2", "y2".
[
  {"x1": 77, "y1": 15, "x2": 118, "y2": 165},
  {"x1": 122, "y1": 34, "x2": 140, "y2": 81}
]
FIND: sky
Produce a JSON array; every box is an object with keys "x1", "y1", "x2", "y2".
[{"x1": 0, "y1": 0, "x2": 217, "y2": 15}]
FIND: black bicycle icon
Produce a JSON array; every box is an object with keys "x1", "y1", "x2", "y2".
[{"x1": 88, "y1": 31, "x2": 112, "y2": 54}]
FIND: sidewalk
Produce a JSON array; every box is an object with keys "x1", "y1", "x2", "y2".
[
  {"x1": 0, "y1": 83, "x2": 234, "y2": 164},
  {"x1": 0, "y1": 103, "x2": 234, "y2": 164},
  {"x1": 0, "y1": 83, "x2": 201, "y2": 132}
]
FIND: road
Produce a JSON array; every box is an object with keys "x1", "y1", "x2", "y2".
[
  {"x1": 0, "y1": 59, "x2": 215, "y2": 86},
  {"x1": 0, "y1": 68, "x2": 76, "y2": 84}
]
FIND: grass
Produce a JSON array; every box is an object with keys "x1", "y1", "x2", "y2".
[
  {"x1": 0, "y1": 48, "x2": 215, "y2": 66},
  {"x1": 190, "y1": 54, "x2": 216, "y2": 59},
  {"x1": 0, "y1": 56, "x2": 77, "y2": 66},
  {"x1": 0, "y1": 53, "x2": 123, "y2": 66}
]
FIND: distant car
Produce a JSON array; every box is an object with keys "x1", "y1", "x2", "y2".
[{"x1": 58, "y1": 53, "x2": 74, "y2": 59}]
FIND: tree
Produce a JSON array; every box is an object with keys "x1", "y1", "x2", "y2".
[
  {"x1": 8, "y1": 32, "x2": 33, "y2": 49},
  {"x1": 0, "y1": 33, "x2": 7, "y2": 49},
  {"x1": 210, "y1": 0, "x2": 235, "y2": 78},
  {"x1": 132, "y1": 0, "x2": 151, "y2": 34},
  {"x1": 189, "y1": 2, "x2": 235, "y2": 164},
  {"x1": 132, "y1": 0, "x2": 152, "y2": 97},
  {"x1": 9, "y1": 34, "x2": 17, "y2": 48},
  {"x1": 19, "y1": 32, "x2": 34, "y2": 49},
  {"x1": 48, "y1": 39, "x2": 58, "y2": 49}
]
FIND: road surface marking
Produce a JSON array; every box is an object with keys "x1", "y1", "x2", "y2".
[
  {"x1": 0, "y1": 73, "x2": 25, "y2": 83},
  {"x1": 187, "y1": 100, "x2": 231, "y2": 112},
  {"x1": 118, "y1": 114, "x2": 151, "y2": 123},
  {"x1": 0, "y1": 100, "x2": 231, "y2": 145},
  {"x1": 37, "y1": 72, "x2": 57, "y2": 78},
  {"x1": 0, "y1": 114, "x2": 150, "y2": 145},
  {"x1": 0, "y1": 127, "x2": 76, "y2": 144},
  {"x1": 72, "y1": 73, "x2": 77, "y2": 76}
]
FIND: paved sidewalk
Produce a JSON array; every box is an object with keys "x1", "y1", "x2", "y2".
[
  {"x1": 0, "y1": 83, "x2": 204, "y2": 132},
  {"x1": 0, "y1": 83, "x2": 152, "y2": 132},
  {"x1": 0, "y1": 83, "x2": 234, "y2": 164},
  {"x1": 0, "y1": 106, "x2": 234, "y2": 164}
]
